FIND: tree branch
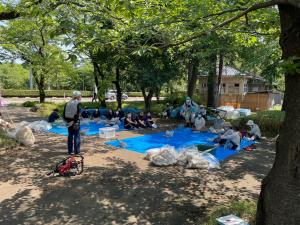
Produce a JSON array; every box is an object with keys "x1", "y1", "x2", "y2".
[
  {"x1": 0, "y1": 11, "x2": 20, "y2": 20},
  {"x1": 166, "y1": 0, "x2": 278, "y2": 48}
]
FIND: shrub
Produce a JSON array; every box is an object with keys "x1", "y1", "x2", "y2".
[
  {"x1": 1, "y1": 89, "x2": 91, "y2": 97},
  {"x1": 237, "y1": 110, "x2": 284, "y2": 137},
  {"x1": 203, "y1": 201, "x2": 256, "y2": 225},
  {"x1": 22, "y1": 101, "x2": 38, "y2": 107},
  {"x1": 127, "y1": 92, "x2": 144, "y2": 97},
  {"x1": 164, "y1": 92, "x2": 203, "y2": 106}
]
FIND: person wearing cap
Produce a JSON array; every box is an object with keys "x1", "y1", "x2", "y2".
[
  {"x1": 63, "y1": 91, "x2": 82, "y2": 155},
  {"x1": 246, "y1": 120, "x2": 261, "y2": 140},
  {"x1": 180, "y1": 96, "x2": 197, "y2": 127},
  {"x1": 192, "y1": 113, "x2": 206, "y2": 131}
]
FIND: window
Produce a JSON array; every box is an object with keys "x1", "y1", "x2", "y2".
[{"x1": 234, "y1": 83, "x2": 240, "y2": 87}]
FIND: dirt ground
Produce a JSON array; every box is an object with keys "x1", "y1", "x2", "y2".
[{"x1": 0, "y1": 107, "x2": 276, "y2": 225}]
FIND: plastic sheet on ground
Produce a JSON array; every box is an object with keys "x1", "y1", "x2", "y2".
[
  {"x1": 106, "y1": 128, "x2": 255, "y2": 161},
  {"x1": 49, "y1": 120, "x2": 125, "y2": 136},
  {"x1": 149, "y1": 145, "x2": 177, "y2": 166}
]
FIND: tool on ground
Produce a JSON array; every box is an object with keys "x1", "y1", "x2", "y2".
[{"x1": 47, "y1": 155, "x2": 84, "y2": 176}]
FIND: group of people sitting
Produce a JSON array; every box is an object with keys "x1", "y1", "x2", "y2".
[
  {"x1": 48, "y1": 106, "x2": 157, "y2": 130},
  {"x1": 124, "y1": 112, "x2": 156, "y2": 130},
  {"x1": 212, "y1": 119, "x2": 261, "y2": 150}
]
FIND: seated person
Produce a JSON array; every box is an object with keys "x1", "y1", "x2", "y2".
[
  {"x1": 48, "y1": 109, "x2": 60, "y2": 123},
  {"x1": 217, "y1": 124, "x2": 241, "y2": 150},
  {"x1": 246, "y1": 120, "x2": 261, "y2": 140},
  {"x1": 124, "y1": 113, "x2": 138, "y2": 129},
  {"x1": 162, "y1": 103, "x2": 173, "y2": 119},
  {"x1": 106, "y1": 109, "x2": 115, "y2": 120},
  {"x1": 198, "y1": 105, "x2": 207, "y2": 119},
  {"x1": 192, "y1": 114, "x2": 206, "y2": 131},
  {"x1": 144, "y1": 112, "x2": 156, "y2": 128},
  {"x1": 92, "y1": 108, "x2": 100, "y2": 119},
  {"x1": 81, "y1": 106, "x2": 90, "y2": 119},
  {"x1": 106, "y1": 109, "x2": 120, "y2": 126},
  {"x1": 136, "y1": 112, "x2": 147, "y2": 128},
  {"x1": 180, "y1": 96, "x2": 197, "y2": 127},
  {"x1": 115, "y1": 107, "x2": 125, "y2": 120}
]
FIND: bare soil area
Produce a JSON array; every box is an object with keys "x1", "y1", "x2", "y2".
[{"x1": 0, "y1": 107, "x2": 275, "y2": 225}]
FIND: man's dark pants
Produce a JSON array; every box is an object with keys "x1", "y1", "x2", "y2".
[{"x1": 67, "y1": 124, "x2": 80, "y2": 154}]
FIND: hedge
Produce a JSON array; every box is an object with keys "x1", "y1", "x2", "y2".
[
  {"x1": 1, "y1": 89, "x2": 92, "y2": 97},
  {"x1": 127, "y1": 91, "x2": 167, "y2": 97},
  {"x1": 236, "y1": 110, "x2": 285, "y2": 137}
]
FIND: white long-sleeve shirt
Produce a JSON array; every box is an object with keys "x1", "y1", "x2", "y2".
[
  {"x1": 250, "y1": 124, "x2": 261, "y2": 138},
  {"x1": 223, "y1": 129, "x2": 241, "y2": 146},
  {"x1": 195, "y1": 117, "x2": 205, "y2": 130}
]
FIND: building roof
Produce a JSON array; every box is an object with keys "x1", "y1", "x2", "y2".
[{"x1": 199, "y1": 66, "x2": 266, "y2": 82}]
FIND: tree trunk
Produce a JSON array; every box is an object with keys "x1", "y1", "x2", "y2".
[
  {"x1": 141, "y1": 87, "x2": 154, "y2": 112},
  {"x1": 281, "y1": 76, "x2": 287, "y2": 111},
  {"x1": 32, "y1": 69, "x2": 45, "y2": 103},
  {"x1": 93, "y1": 62, "x2": 106, "y2": 107},
  {"x1": 207, "y1": 54, "x2": 217, "y2": 108},
  {"x1": 113, "y1": 66, "x2": 122, "y2": 109},
  {"x1": 256, "y1": 4, "x2": 300, "y2": 224},
  {"x1": 217, "y1": 52, "x2": 224, "y2": 107},
  {"x1": 187, "y1": 60, "x2": 198, "y2": 98},
  {"x1": 155, "y1": 87, "x2": 160, "y2": 103}
]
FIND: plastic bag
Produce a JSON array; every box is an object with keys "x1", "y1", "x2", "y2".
[
  {"x1": 150, "y1": 146, "x2": 177, "y2": 166},
  {"x1": 145, "y1": 147, "x2": 162, "y2": 160},
  {"x1": 165, "y1": 130, "x2": 174, "y2": 138},
  {"x1": 15, "y1": 126, "x2": 35, "y2": 146},
  {"x1": 177, "y1": 146, "x2": 199, "y2": 166},
  {"x1": 28, "y1": 120, "x2": 52, "y2": 132},
  {"x1": 200, "y1": 153, "x2": 220, "y2": 169},
  {"x1": 112, "y1": 124, "x2": 119, "y2": 130},
  {"x1": 186, "y1": 154, "x2": 210, "y2": 169}
]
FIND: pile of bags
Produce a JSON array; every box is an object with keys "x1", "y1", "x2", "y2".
[
  {"x1": 4, "y1": 120, "x2": 52, "y2": 146},
  {"x1": 145, "y1": 145, "x2": 220, "y2": 169}
]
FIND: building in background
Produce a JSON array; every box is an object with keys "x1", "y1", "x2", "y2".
[{"x1": 197, "y1": 66, "x2": 282, "y2": 111}]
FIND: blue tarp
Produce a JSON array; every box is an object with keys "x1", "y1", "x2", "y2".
[
  {"x1": 105, "y1": 128, "x2": 255, "y2": 161},
  {"x1": 49, "y1": 121, "x2": 124, "y2": 136}
]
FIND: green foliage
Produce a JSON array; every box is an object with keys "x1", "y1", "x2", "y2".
[
  {"x1": 203, "y1": 201, "x2": 256, "y2": 225},
  {"x1": 22, "y1": 101, "x2": 38, "y2": 107},
  {"x1": 0, "y1": 63, "x2": 29, "y2": 89},
  {"x1": 164, "y1": 92, "x2": 203, "y2": 106},
  {"x1": 2, "y1": 90, "x2": 91, "y2": 97},
  {"x1": 237, "y1": 110, "x2": 284, "y2": 137}
]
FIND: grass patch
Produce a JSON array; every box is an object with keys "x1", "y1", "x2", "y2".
[
  {"x1": 0, "y1": 131, "x2": 17, "y2": 148},
  {"x1": 236, "y1": 110, "x2": 284, "y2": 137},
  {"x1": 203, "y1": 201, "x2": 256, "y2": 225}
]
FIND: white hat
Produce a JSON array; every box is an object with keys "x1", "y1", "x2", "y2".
[
  {"x1": 246, "y1": 120, "x2": 254, "y2": 126},
  {"x1": 224, "y1": 122, "x2": 232, "y2": 128},
  {"x1": 73, "y1": 91, "x2": 82, "y2": 97}
]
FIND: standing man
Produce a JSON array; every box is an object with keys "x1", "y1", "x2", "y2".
[
  {"x1": 92, "y1": 84, "x2": 98, "y2": 102},
  {"x1": 63, "y1": 91, "x2": 82, "y2": 155}
]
